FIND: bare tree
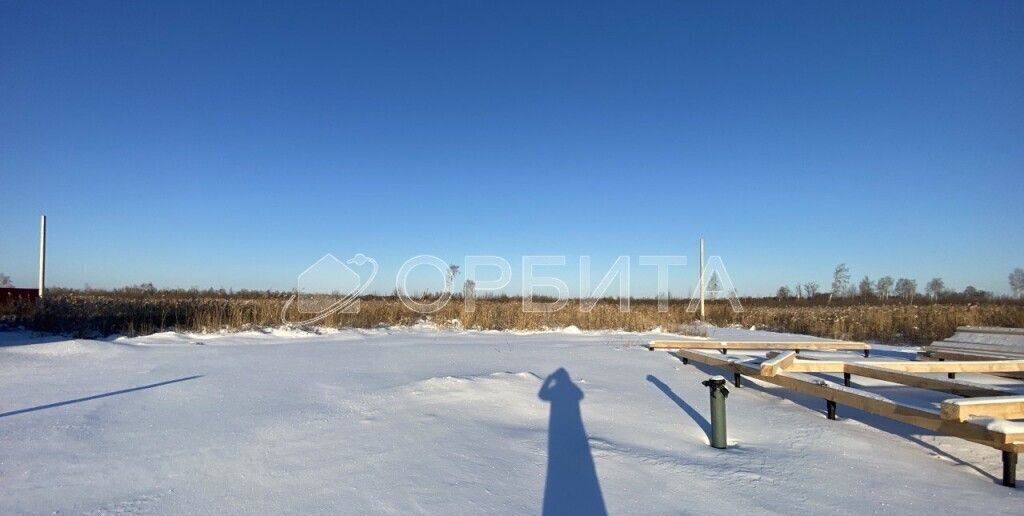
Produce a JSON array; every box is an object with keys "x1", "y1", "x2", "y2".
[
  {"x1": 776, "y1": 286, "x2": 791, "y2": 300},
  {"x1": 926, "y1": 277, "x2": 945, "y2": 301},
  {"x1": 895, "y1": 278, "x2": 917, "y2": 303},
  {"x1": 0, "y1": 272, "x2": 12, "y2": 287},
  {"x1": 875, "y1": 276, "x2": 894, "y2": 301},
  {"x1": 446, "y1": 264, "x2": 460, "y2": 291},
  {"x1": 462, "y1": 279, "x2": 475, "y2": 299},
  {"x1": 858, "y1": 276, "x2": 873, "y2": 298},
  {"x1": 707, "y1": 272, "x2": 722, "y2": 299},
  {"x1": 1010, "y1": 268, "x2": 1024, "y2": 299},
  {"x1": 829, "y1": 263, "x2": 850, "y2": 303},
  {"x1": 803, "y1": 282, "x2": 820, "y2": 298}
]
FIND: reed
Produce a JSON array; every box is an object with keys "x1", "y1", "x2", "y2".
[{"x1": 3, "y1": 291, "x2": 1022, "y2": 345}]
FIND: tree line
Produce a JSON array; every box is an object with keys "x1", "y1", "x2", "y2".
[{"x1": 777, "y1": 266, "x2": 1024, "y2": 303}]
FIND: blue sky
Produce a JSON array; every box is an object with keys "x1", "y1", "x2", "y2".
[{"x1": 1, "y1": 1, "x2": 1022, "y2": 296}]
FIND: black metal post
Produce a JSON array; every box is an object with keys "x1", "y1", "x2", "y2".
[
  {"x1": 733, "y1": 372, "x2": 742, "y2": 388},
  {"x1": 826, "y1": 400, "x2": 837, "y2": 420},
  {"x1": 948, "y1": 372, "x2": 956, "y2": 379},
  {"x1": 863, "y1": 350, "x2": 870, "y2": 358},
  {"x1": 843, "y1": 373, "x2": 852, "y2": 387},
  {"x1": 1004, "y1": 451, "x2": 1017, "y2": 487}
]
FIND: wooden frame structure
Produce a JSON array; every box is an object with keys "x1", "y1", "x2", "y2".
[
  {"x1": 648, "y1": 340, "x2": 871, "y2": 354},
  {"x1": 650, "y1": 339, "x2": 1024, "y2": 487}
]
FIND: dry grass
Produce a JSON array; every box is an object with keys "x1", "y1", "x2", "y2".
[
  {"x1": 716, "y1": 303, "x2": 1024, "y2": 345},
  {"x1": 3, "y1": 291, "x2": 1023, "y2": 345}
]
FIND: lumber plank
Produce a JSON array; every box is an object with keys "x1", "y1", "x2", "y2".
[
  {"x1": 844, "y1": 363, "x2": 1015, "y2": 397},
  {"x1": 786, "y1": 355, "x2": 1016, "y2": 396},
  {"x1": 941, "y1": 397, "x2": 1024, "y2": 422},
  {"x1": 783, "y1": 360, "x2": 848, "y2": 373},
  {"x1": 759, "y1": 351, "x2": 797, "y2": 377},
  {"x1": 674, "y1": 348, "x2": 754, "y2": 369},
  {"x1": 649, "y1": 340, "x2": 870, "y2": 351},
  {"x1": 919, "y1": 351, "x2": 1024, "y2": 379},
  {"x1": 869, "y1": 360, "x2": 1024, "y2": 374}
]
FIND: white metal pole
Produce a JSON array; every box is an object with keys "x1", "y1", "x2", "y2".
[
  {"x1": 38, "y1": 215, "x2": 46, "y2": 299},
  {"x1": 699, "y1": 237, "x2": 705, "y2": 321}
]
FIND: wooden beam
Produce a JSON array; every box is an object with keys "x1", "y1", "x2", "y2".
[
  {"x1": 785, "y1": 355, "x2": 1016, "y2": 397},
  {"x1": 649, "y1": 340, "x2": 870, "y2": 351},
  {"x1": 671, "y1": 349, "x2": 1024, "y2": 452},
  {"x1": 941, "y1": 397, "x2": 1024, "y2": 422},
  {"x1": 869, "y1": 360, "x2": 1024, "y2": 374},
  {"x1": 922, "y1": 351, "x2": 1024, "y2": 378},
  {"x1": 674, "y1": 348, "x2": 755, "y2": 370},
  {"x1": 756, "y1": 357, "x2": 1024, "y2": 376},
  {"x1": 844, "y1": 363, "x2": 1015, "y2": 398},
  {"x1": 759, "y1": 351, "x2": 797, "y2": 376},
  {"x1": 784, "y1": 360, "x2": 847, "y2": 373}
]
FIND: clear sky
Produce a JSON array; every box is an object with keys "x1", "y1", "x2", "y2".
[{"x1": 1, "y1": 1, "x2": 1022, "y2": 297}]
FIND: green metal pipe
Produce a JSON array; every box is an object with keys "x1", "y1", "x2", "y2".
[{"x1": 702, "y1": 376, "x2": 730, "y2": 449}]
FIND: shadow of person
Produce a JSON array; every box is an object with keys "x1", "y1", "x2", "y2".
[{"x1": 538, "y1": 368, "x2": 607, "y2": 516}]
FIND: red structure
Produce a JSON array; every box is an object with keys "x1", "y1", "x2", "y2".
[{"x1": 0, "y1": 288, "x2": 39, "y2": 304}]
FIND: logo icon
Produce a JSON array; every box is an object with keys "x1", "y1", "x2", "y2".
[{"x1": 281, "y1": 253, "x2": 378, "y2": 325}]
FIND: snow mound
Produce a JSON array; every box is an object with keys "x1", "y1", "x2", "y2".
[
  {"x1": 399, "y1": 371, "x2": 547, "y2": 424},
  {"x1": 116, "y1": 326, "x2": 366, "y2": 346},
  {"x1": 2, "y1": 339, "x2": 109, "y2": 357},
  {"x1": 114, "y1": 331, "x2": 206, "y2": 347},
  {"x1": 412, "y1": 371, "x2": 542, "y2": 395}
]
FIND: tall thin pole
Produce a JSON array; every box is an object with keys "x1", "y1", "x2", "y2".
[
  {"x1": 699, "y1": 237, "x2": 705, "y2": 321},
  {"x1": 38, "y1": 215, "x2": 46, "y2": 299}
]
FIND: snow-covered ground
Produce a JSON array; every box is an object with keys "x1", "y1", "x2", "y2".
[{"x1": 1, "y1": 326, "x2": 1021, "y2": 515}]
